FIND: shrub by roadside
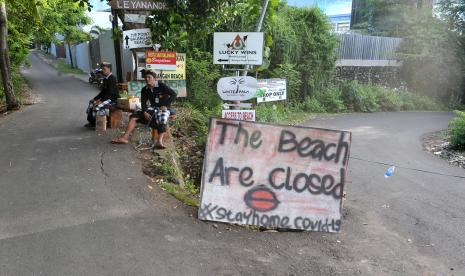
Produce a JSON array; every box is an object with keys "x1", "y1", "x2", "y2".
[
  {"x1": 448, "y1": 110, "x2": 465, "y2": 150},
  {"x1": 0, "y1": 66, "x2": 34, "y2": 112}
]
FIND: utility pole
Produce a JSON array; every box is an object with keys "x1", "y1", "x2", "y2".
[
  {"x1": 111, "y1": 8, "x2": 123, "y2": 83},
  {"x1": 242, "y1": 0, "x2": 269, "y2": 77}
]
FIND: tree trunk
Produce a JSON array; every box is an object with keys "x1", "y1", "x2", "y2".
[
  {"x1": 67, "y1": 42, "x2": 74, "y2": 68},
  {"x1": 0, "y1": 1, "x2": 19, "y2": 110}
]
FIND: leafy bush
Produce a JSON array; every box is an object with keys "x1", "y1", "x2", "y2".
[
  {"x1": 338, "y1": 80, "x2": 439, "y2": 112},
  {"x1": 357, "y1": 85, "x2": 380, "y2": 112},
  {"x1": 373, "y1": 87, "x2": 403, "y2": 111},
  {"x1": 270, "y1": 63, "x2": 302, "y2": 103},
  {"x1": 314, "y1": 87, "x2": 345, "y2": 113},
  {"x1": 270, "y1": 6, "x2": 337, "y2": 100},
  {"x1": 300, "y1": 98, "x2": 326, "y2": 113},
  {"x1": 186, "y1": 49, "x2": 222, "y2": 110},
  {"x1": 448, "y1": 110, "x2": 465, "y2": 150},
  {"x1": 255, "y1": 102, "x2": 311, "y2": 123},
  {"x1": 339, "y1": 80, "x2": 363, "y2": 112}
]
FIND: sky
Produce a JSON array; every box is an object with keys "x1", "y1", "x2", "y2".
[
  {"x1": 82, "y1": 0, "x2": 112, "y2": 32},
  {"x1": 287, "y1": 0, "x2": 353, "y2": 15},
  {"x1": 90, "y1": 0, "x2": 110, "y2": 12}
]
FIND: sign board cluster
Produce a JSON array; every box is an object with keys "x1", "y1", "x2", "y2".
[
  {"x1": 199, "y1": 119, "x2": 352, "y2": 232},
  {"x1": 129, "y1": 53, "x2": 187, "y2": 97},
  {"x1": 213, "y1": 33, "x2": 288, "y2": 122}
]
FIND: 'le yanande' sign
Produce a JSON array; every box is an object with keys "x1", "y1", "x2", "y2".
[
  {"x1": 110, "y1": 0, "x2": 168, "y2": 11},
  {"x1": 199, "y1": 119, "x2": 352, "y2": 232}
]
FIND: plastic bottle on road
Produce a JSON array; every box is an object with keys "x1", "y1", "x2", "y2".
[{"x1": 384, "y1": 166, "x2": 396, "y2": 178}]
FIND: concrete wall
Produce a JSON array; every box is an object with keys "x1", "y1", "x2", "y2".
[
  {"x1": 50, "y1": 44, "x2": 57, "y2": 57},
  {"x1": 75, "y1": 42, "x2": 91, "y2": 73},
  {"x1": 98, "y1": 30, "x2": 116, "y2": 71},
  {"x1": 50, "y1": 30, "x2": 135, "y2": 82},
  {"x1": 97, "y1": 30, "x2": 134, "y2": 82}
]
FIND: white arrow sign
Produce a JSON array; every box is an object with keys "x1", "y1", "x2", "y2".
[
  {"x1": 122, "y1": 28, "x2": 151, "y2": 49},
  {"x1": 217, "y1": 76, "x2": 259, "y2": 101}
]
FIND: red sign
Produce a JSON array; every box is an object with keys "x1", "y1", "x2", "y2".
[{"x1": 146, "y1": 51, "x2": 177, "y2": 70}]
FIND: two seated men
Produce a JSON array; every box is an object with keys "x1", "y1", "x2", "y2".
[{"x1": 111, "y1": 69, "x2": 177, "y2": 149}]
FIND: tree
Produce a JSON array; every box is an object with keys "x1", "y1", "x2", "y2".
[
  {"x1": 269, "y1": 5, "x2": 337, "y2": 101},
  {"x1": 0, "y1": 0, "x2": 18, "y2": 110},
  {"x1": 37, "y1": 0, "x2": 90, "y2": 68},
  {"x1": 397, "y1": 13, "x2": 463, "y2": 103},
  {"x1": 439, "y1": 0, "x2": 465, "y2": 104}
]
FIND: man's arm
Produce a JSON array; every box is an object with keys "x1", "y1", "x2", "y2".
[
  {"x1": 140, "y1": 87, "x2": 148, "y2": 112},
  {"x1": 160, "y1": 82, "x2": 177, "y2": 105},
  {"x1": 108, "y1": 75, "x2": 119, "y2": 102},
  {"x1": 93, "y1": 89, "x2": 104, "y2": 101}
]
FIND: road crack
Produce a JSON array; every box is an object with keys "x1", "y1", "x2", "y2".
[{"x1": 100, "y1": 151, "x2": 109, "y2": 184}]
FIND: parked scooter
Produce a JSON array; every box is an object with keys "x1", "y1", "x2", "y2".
[{"x1": 88, "y1": 64, "x2": 104, "y2": 84}]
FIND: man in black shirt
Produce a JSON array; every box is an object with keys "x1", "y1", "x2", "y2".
[
  {"x1": 111, "y1": 70, "x2": 176, "y2": 148},
  {"x1": 85, "y1": 63, "x2": 119, "y2": 127}
]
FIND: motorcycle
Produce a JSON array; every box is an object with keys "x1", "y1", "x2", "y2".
[{"x1": 88, "y1": 64, "x2": 104, "y2": 85}]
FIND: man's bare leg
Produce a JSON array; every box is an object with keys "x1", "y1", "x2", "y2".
[
  {"x1": 111, "y1": 117, "x2": 138, "y2": 144},
  {"x1": 155, "y1": 131, "x2": 166, "y2": 149}
]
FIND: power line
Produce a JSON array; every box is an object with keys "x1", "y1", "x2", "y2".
[{"x1": 350, "y1": 156, "x2": 465, "y2": 179}]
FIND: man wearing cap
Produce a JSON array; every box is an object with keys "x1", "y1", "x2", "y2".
[
  {"x1": 111, "y1": 70, "x2": 176, "y2": 149},
  {"x1": 85, "y1": 63, "x2": 119, "y2": 127}
]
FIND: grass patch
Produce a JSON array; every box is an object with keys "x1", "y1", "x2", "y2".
[
  {"x1": 53, "y1": 59, "x2": 86, "y2": 75},
  {"x1": 160, "y1": 181, "x2": 199, "y2": 207}
]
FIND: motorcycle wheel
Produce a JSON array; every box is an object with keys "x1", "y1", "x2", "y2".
[{"x1": 88, "y1": 77, "x2": 94, "y2": 83}]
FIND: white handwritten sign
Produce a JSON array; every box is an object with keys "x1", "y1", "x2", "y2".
[
  {"x1": 217, "y1": 76, "x2": 258, "y2": 101},
  {"x1": 199, "y1": 119, "x2": 352, "y2": 232}
]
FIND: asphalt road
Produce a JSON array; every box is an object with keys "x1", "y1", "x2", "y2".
[{"x1": 0, "y1": 54, "x2": 464, "y2": 275}]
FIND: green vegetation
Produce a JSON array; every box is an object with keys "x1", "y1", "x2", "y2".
[
  {"x1": 160, "y1": 182, "x2": 199, "y2": 207},
  {"x1": 0, "y1": 67, "x2": 28, "y2": 108},
  {"x1": 352, "y1": 0, "x2": 465, "y2": 106},
  {"x1": 448, "y1": 111, "x2": 465, "y2": 150},
  {"x1": 0, "y1": 0, "x2": 90, "y2": 109},
  {"x1": 52, "y1": 59, "x2": 86, "y2": 75}
]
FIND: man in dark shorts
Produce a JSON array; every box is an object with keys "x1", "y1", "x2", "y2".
[
  {"x1": 85, "y1": 63, "x2": 119, "y2": 127},
  {"x1": 111, "y1": 70, "x2": 176, "y2": 149}
]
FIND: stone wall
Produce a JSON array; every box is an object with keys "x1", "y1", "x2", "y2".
[{"x1": 334, "y1": 66, "x2": 405, "y2": 88}]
